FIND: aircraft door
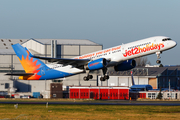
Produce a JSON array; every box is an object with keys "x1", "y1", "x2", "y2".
[
  {"x1": 41, "y1": 66, "x2": 46, "y2": 76},
  {"x1": 154, "y1": 39, "x2": 157, "y2": 45},
  {"x1": 121, "y1": 44, "x2": 126, "y2": 54},
  {"x1": 59, "y1": 72, "x2": 65, "y2": 77},
  {"x1": 154, "y1": 39, "x2": 160, "y2": 48}
]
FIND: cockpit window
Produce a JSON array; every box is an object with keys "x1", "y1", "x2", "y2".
[{"x1": 162, "y1": 38, "x2": 171, "y2": 41}]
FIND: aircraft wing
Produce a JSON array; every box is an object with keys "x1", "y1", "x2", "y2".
[{"x1": 30, "y1": 55, "x2": 90, "y2": 68}]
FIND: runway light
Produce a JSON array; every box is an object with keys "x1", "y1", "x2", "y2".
[{"x1": 14, "y1": 104, "x2": 18, "y2": 109}]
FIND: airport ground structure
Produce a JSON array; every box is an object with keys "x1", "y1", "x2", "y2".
[
  {"x1": 0, "y1": 38, "x2": 102, "y2": 97},
  {"x1": 0, "y1": 38, "x2": 180, "y2": 100},
  {"x1": 103, "y1": 66, "x2": 180, "y2": 90}
]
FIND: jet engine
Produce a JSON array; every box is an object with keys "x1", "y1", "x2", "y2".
[
  {"x1": 85, "y1": 58, "x2": 107, "y2": 70},
  {"x1": 114, "y1": 59, "x2": 136, "y2": 71}
]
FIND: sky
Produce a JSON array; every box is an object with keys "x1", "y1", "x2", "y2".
[{"x1": 0, "y1": 0, "x2": 179, "y2": 65}]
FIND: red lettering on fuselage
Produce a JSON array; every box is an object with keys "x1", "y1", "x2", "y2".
[{"x1": 123, "y1": 43, "x2": 164, "y2": 57}]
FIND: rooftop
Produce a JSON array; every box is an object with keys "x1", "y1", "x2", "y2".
[
  {"x1": 25, "y1": 38, "x2": 100, "y2": 46},
  {"x1": 0, "y1": 38, "x2": 101, "y2": 54},
  {"x1": 108, "y1": 66, "x2": 180, "y2": 77}
]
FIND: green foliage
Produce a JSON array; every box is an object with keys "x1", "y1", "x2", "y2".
[
  {"x1": 156, "y1": 87, "x2": 163, "y2": 99},
  {"x1": 159, "y1": 64, "x2": 164, "y2": 67},
  {"x1": 1, "y1": 104, "x2": 180, "y2": 119},
  {"x1": 135, "y1": 57, "x2": 151, "y2": 67}
]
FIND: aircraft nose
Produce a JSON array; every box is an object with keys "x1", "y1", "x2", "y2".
[{"x1": 172, "y1": 41, "x2": 177, "y2": 47}]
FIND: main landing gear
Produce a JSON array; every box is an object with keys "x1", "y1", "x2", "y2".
[
  {"x1": 83, "y1": 74, "x2": 93, "y2": 81},
  {"x1": 156, "y1": 51, "x2": 162, "y2": 64},
  {"x1": 83, "y1": 68, "x2": 109, "y2": 81},
  {"x1": 83, "y1": 70, "x2": 93, "y2": 81},
  {"x1": 100, "y1": 68, "x2": 109, "y2": 81},
  {"x1": 100, "y1": 75, "x2": 109, "y2": 81}
]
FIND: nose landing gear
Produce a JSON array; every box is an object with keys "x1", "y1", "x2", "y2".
[
  {"x1": 156, "y1": 51, "x2": 162, "y2": 64},
  {"x1": 156, "y1": 60, "x2": 161, "y2": 64}
]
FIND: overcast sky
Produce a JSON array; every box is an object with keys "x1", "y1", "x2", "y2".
[{"x1": 0, "y1": 0, "x2": 179, "y2": 65}]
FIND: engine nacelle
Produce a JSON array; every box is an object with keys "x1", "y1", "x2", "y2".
[
  {"x1": 114, "y1": 59, "x2": 136, "y2": 71},
  {"x1": 86, "y1": 58, "x2": 107, "y2": 70}
]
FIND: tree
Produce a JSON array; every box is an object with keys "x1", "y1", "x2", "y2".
[
  {"x1": 135, "y1": 57, "x2": 151, "y2": 67},
  {"x1": 156, "y1": 87, "x2": 163, "y2": 99},
  {"x1": 159, "y1": 64, "x2": 164, "y2": 67}
]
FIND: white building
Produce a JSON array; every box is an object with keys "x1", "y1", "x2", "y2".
[
  {"x1": 1, "y1": 38, "x2": 180, "y2": 98},
  {"x1": 0, "y1": 38, "x2": 102, "y2": 94}
]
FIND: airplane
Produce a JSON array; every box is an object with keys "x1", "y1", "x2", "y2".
[
  {"x1": 130, "y1": 71, "x2": 153, "y2": 91},
  {"x1": 6, "y1": 36, "x2": 177, "y2": 81}
]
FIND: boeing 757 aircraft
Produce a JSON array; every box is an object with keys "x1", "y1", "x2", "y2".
[{"x1": 6, "y1": 36, "x2": 177, "y2": 81}]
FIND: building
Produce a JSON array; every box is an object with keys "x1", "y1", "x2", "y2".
[
  {"x1": 0, "y1": 38, "x2": 102, "y2": 95},
  {"x1": 99, "y1": 66, "x2": 180, "y2": 90},
  {"x1": 69, "y1": 86, "x2": 129, "y2": 100},
  {"x1": 129, "y1": 90, "x2": 180, "y2": 100},
  {"x1": 1, "y1": 38, "x2": 180, "y2": 99}
]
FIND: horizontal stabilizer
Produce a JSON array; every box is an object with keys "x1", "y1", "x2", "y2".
[{"x1": 5, "y1": 73, "x2": 34, "y2": 76}]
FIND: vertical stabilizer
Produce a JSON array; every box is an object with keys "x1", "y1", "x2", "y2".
[
  {"x1": 12, "y1": 43, "x2": 46, "y2": 80},
  {"x1": 131, "y1": 71, "x2": 135, "y2": 85}
]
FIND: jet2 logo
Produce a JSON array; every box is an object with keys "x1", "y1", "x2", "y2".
[
  {"x1": 89, "y1": 62, "x2": 99, "y2": 67},
  {"x1": 123, "y1": 43, "x2": 164, "y2": 57}
]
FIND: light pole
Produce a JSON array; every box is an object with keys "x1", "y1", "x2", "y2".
[{"x1": 169, "y1": 79, "x2": 171, "y2": 99}]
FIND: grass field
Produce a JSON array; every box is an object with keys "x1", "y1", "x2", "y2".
[{"x1": 1, "y1": 102, "x2": 180, "y2": 120}]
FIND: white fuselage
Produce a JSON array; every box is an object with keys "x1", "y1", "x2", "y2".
[{"x1": 46, "y1": 36, "x2": 177, "y2": 75}]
